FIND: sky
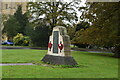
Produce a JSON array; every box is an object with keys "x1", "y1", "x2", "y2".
[{"x1": 33, "y1": 0, "x2": 87, "y2": 24}]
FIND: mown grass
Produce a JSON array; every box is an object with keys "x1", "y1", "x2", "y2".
[
  {"x1": 1, "y1": 49, "x2": 119, "y2": 78},
  {"x1": 1, "y1": 49, "x2": 46, "y2": 63}
]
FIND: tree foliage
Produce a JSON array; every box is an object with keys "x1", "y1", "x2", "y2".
[
  {"x1": 67, "y1": 24, "x2": 76, "y2": 40},
  {"x1": 25, "y1": 19, "x2": 49, "y2": 47},
  {"x1": 13, "y1": 33, "x2": 30, "y2": 46},
  {"x1": 76, "y1": 22, "x2": 90, "y2": 31},
  {"x1": 28, "y1": 1, "x2": 80, "y2": 31},
  {"x1": 3, "y1": 5, "x2": 29, "y2": 41},
  {"x1": 73, "y1": 2, "x2": 120, "y2": 57},
  {"x1": 3, "y1": 16, "x2": 20, "y2": 41},
  {"x1": 14, "y1": 5, "x2": 29, "y2": 35}
]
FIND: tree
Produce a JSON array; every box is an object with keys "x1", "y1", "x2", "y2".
[
  {"x1": 28, "y1": 1, "x2": 80, "y2": 33},
  {"x1": 73, "y1": 2, "x2": 120, "y2": 57},
  {"x1": 25, "y1": 19, "x2": 49, "y2": 47},
  {"x1": 67, "y1": 27, "x2": 75, "y2": 40},
  {"x1": 76, "y1": 22, "x2": 89, "y2": 31},
  {"x1": 14, "y1": 5, "x2": 29, "y2": 35},
  {"x1": 3, "y1": 16, "x2": 20, "y2": 41},
  {"x1": 72, "y1": 21, "x2": 90, "y2": 48}
]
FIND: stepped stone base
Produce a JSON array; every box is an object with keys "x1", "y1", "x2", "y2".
[{"x1": 41, "y1": 55, "x2": 77, "y2": 65}]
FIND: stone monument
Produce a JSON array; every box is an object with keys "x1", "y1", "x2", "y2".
[{"x1": 42, "y1": 26, "x2": 77, "y2": 65}]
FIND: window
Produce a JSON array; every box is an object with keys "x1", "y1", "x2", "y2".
[{"x1": 5, "y1": 4, "x2": 8, "y2": 9}]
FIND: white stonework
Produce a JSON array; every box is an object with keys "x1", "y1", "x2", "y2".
[{"x1": 47, "y1": 26, "x2": 71, "y2": 57}]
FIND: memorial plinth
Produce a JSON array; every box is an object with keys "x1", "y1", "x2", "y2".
[{"x1": 42, "y1": 26, "x2": 77, "y2": 65}]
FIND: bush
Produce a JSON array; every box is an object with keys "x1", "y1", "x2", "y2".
[
  {"x1": 112, "y1": 43, "x2": 120, "y2": 58},
  {"x1": 13, "y1": 33, "x2": 30, "y2": 46},
  {"x1": 73, "y1": 43, "x2": 88, "y2": 48}
]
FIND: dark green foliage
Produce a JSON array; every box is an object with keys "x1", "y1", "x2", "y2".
[
  {"x1": 76, "y1": 22, "x2": 89, "y2": 31},
  {"x1": 112, "y1": 43, "x2": 120, "y2": 58},
  {"x1": 67, "y1": 26, "x2": 76, "y2": 40},
  {"x1": 3, "y1": 5, "x2": 29, "y2": 42},
  {"x1": 73, "y1": 2, "x2": 120, "y2": 57},
  {"x1": 31, "y1": 26, "x2": 49, "y2": 47},
  {"x1": 73, "y1": 22, "x2": 90, "y2": 48},
  {"x1": 14, "y1": 5, "x2": 29, "y2": 35},
  {"x1": 3, "y1": 16, "x2": 20, "y2": 41},
  {"x1": 73, "y1": 43, "x2": 88, "y2": 48},
  {"x1": 26, "y1": 22, "x2": 49, "y2": 47}
]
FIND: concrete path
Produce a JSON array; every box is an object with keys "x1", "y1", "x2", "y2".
[
  {"x1": 0, "y1": 63, "x2": 52, "y2": 67},
  {"x1": 0, "y1": 63, "x2": 34, "y2": 66},
  {"x1": 1, "y1": 46, "x2": 47, "y2": 50},
  {"x1": 1, "y1": 46, "x2": 113, "y2": 53},
  {"x1": 87, "y1": 51, "x2": 113, "y2": 53},
  {"x1": 71, "y1": 50, "x2": 113, "y2": 53}
]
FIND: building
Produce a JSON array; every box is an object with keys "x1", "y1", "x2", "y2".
[{"x1": 1, "y1": 0, "x2": 28, "y2": 15}]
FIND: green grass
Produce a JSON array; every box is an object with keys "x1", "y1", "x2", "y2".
[
  {"x1": 1, "y1": 49, "x2": 119, "y2": 78},
  {"x1": 2, "y1": 49, "x2": 46, "y2": 63}
]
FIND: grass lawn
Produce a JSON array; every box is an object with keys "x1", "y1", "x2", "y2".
[{"x1": 1, "y1": 49, "x2": 119, "y2": 78}]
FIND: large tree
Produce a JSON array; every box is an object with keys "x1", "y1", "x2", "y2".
[
  {"x1": 73, "y1": 2, "x2": 120, "y2": 57},
  {"x1": 28, "y1": 1, "x2": 80, "y2": 32}
]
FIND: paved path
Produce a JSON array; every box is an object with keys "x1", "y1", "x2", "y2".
[
  {"x1": 1, "y1": 46, "x2": 113, "y2": 53},
  {"x1": 0, "y1": 63, "x2": 34, "y2": 66},
  {"x1": 71, "y1": 50, "x2": 113, "y2": 53},
  {"x1": 1, "y1": 46, "x2": 47, "y2": 50},
  {"x1": 0, "y1": 63, "x2": 52, "y2": 67},
  {"x1": 87, "y1": 51, "x2": 113, "y2": 53}
]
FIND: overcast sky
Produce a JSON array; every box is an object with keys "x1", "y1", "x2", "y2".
[{"x1": 32, "y1": 0, "x2": 87, "y2": 24}]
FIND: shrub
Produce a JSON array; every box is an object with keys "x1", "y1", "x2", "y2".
[
  {"x1": 13, "y1": 33, "x2": 30, "y2": 46},
  {"x1": 112, "y1": 43, "x2": 120, "y2": 58}
]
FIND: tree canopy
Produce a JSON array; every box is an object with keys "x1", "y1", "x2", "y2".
[
  {"x1": 72, "y1": 2, "x2": 120, "y2": 57},
  {"x1": 14, "y1": 5, "x2": 29, "y2": 35},
  {"x1": 3, "y1": 16, "x2": 20, "y2": 40},
  {"x1": 25, "y1": 19, "x2": 49, "y2": 47},
  {"x1": 28, "y1": 1, "x2": 80, "y2": 31}
]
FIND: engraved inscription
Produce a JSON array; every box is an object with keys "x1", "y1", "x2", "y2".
[{"x1": 53, "y1": 31, "x2": 59, "y2": 53}]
